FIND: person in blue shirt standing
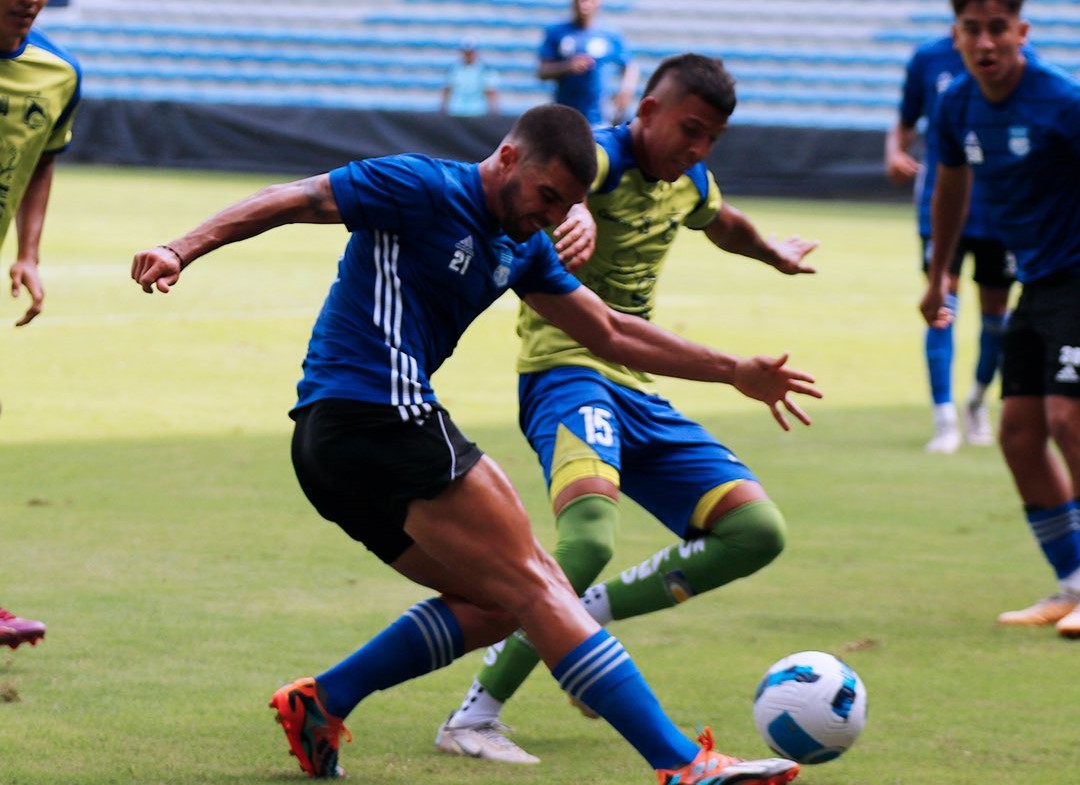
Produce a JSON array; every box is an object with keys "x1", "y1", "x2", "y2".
[
  {"x1": 132, "y1": 103, "x2": 812, "y2": 784},
  {"x1": 886, "y1": 34, "x2": 1015, "y2": 454},
  {"x1": 441, "y1": 39, "x2": 499, "y2": 117},
  {"x1": 538, "y1": 0, "x2": 638, "y2": 126},
  {"x1": 920, "y1": 0, "x2": 1080, "y2": 638}
]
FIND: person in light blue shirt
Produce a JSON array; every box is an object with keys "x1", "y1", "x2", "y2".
[
  {"x1": 538, "y1": 0, "x2": 638, "y2": 126},
  {"x1": 920, "y1": 0, "x2": 1080, "y2": 638},
  {"x1": 132, "y1": 103, "x2": 813, "y2": 784},
  {"x1": 441, "y1": 39, "x2": 498, "y2": 117},
  {"x1": 886, "y1": 34, "x2": 1015, "y2": 453}
]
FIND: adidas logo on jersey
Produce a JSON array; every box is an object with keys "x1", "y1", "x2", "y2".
[{"x1": 1056, "y1": 346, "x2": 1080, "y2": 384}]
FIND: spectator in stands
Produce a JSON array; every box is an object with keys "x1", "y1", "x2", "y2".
[
  {"x1": 1, "y1": 0, "x2": 81, "y2": 327},
  {"x1": 434, "y1": 53, "x2": 819, "y2": 765},
  {"x1": 538, "y1": 0, "x2": 638, "y2": 126},
  {"x1": 441, "y1": 38, "x2": 499, "y2": 117},
  {"x1": 920, "y1": 0, "x2": 1080, "y2": 637},
  {"x1": 1, "y1": 0, "x2": 82, "y2": 653},
  {"x1": 886, "y1": 34, "x2": 1016, "y2": 454},
  {"x1": 131, "y1": 102, "x2": 811, "y2": 785}
]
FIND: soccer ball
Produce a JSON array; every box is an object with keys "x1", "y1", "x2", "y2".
[{"x1": 752, "y1": 650, "x2": 867, "y2": 764}]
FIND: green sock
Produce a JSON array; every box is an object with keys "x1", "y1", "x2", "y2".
[
  {"x1": 605, "y1": 499, "x2": 786, "y2": 620},
  {"x1": 478, "y1": 494, "x2": 618, "y2": 702}
]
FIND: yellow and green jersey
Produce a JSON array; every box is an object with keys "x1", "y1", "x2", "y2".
[
  {"x1": 516, "y1": 122, "x2": 722, "y2": 392},
  {"x1": 0, "y1": 28, "x2": 81, "y2": 249}
]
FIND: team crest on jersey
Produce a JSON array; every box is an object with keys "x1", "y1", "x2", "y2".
[
  {"x1": 964, "y1": 131, "x2": 984, "y2": 165},
  {"x1": 1008, "y1": 126, "x2": 1031, "y2": 157},
  {"x1": 493, "y1": 247, "x2": 513, "y2": 288},
  {"x1": 935, "y1": 70, "x2": 954, "y2": 94},
  {"x1": 23, "y1": 98, "x2": 48, "y2": 130}
]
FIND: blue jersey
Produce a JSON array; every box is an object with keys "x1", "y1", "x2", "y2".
[
  {"x1": 295, "y1": 154, "x2": 581, "y2": 418},
  {"x1": 936, "y1": 57, "x2": 1080, "y2": 284},
  {"x1": 899, "y1": 36, "x2": 994, "y2": 239},
  {"x1": 539, "y1": 21, "x2": 630, "y2": 125}
]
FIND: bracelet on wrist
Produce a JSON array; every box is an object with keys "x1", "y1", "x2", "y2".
[{"x1": 158, "y1": 244, "x2": 185, "y2": 267}]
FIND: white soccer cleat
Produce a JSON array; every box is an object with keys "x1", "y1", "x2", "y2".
[
  {"x1": 434, "y1": 720, "x2": 540, "y2": 764},
  {"x1": 925, "y1": 420, "x2": 962, "y2": 454},
  {"x1": 962, "y1": 399, "x2": 993, "y2": 446}
]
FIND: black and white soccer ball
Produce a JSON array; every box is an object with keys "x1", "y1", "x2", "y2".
[{"x1": 752, "y1": 650, "x2": 867, "y2": 764}]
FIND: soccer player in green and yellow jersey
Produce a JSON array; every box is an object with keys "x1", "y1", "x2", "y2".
[
  {"x1": 437, "y1": 53, "x2": 820, "y2": 764},
  {"x1": 1, "y1": 0, "x2": 80, "y2": 649},
  {"x1": 1, "y1": 0, "x2": 80, "y2": 327}
]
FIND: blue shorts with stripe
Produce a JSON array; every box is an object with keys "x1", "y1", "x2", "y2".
[{"x1": 518, "y1": 365, "x2": 757, "y2": 540}]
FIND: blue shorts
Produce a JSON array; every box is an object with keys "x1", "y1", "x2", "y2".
[{"x1": 518, "y1": 366, "x2": 757, "y2": 540}]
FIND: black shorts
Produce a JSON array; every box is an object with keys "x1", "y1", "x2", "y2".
[
  {"x1": 290, "y1": 398, "x2": 485, "y2": 563},
  {"x1": 1001, "y1": 272, "x2": 1080, "y2": 399},
  {"x1": 921, "y1": 236, "x2": 1016, "y2": 289}
]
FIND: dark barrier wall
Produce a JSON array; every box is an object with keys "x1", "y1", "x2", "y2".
[{"x1": 66, "y1": 99, "x2": 903, "y2": 202}]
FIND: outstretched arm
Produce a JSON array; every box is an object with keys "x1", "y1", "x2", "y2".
[
  {"x1": 131, "y1": 174, "x2": 341, "y2": 294},
  {"x1": 9, "y1": 154, "x2": 56, "y2": 326},
  {"x1": 703, "y1": 202, "x2": 818, "y2": 276},
  {"x1": 525, "y1": 285, "x2": 821, "y2": 430}
]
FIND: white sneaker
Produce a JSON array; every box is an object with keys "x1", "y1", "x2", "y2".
[
  {"x1": 925, "y1": 420, "x2": 962, "y2": 454},
  {"x1": 963, "y1": 399, "x2": 993, "y2": 446},
  {"x1": 434, "y1": 720, "x2": 540, "y2": 764}
]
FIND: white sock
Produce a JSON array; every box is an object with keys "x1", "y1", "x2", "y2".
[
  {"x1": 581, "y1": 584, "x2": 613, "y2": 625},
  {"x1": 933, "y1": 402, "x2": 957, "y2": 427},
  {"x1": 1059, "y1": 559, "x2": 1080, "y2": 596},
  {"x1": 446, "y1": 677, "x2": 504, "y2": 728},
  {"x1": 967, "y1": 383, "x2": 989, "y2": 407}
]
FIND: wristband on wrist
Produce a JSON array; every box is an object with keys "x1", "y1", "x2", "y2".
[{"x1": 158, "y1": 244, "x2": 185, "y2": 267}]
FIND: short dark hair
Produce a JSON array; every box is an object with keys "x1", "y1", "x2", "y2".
[
  {"x1": 951, "y1": 0, "x2": 1023, "y2": 14},
  {"x1": 506, "y1": 104, "x2": 597, "y2": 187},
  {"x1": 642, "y1": 53, "x2": 737, "y2": 118}
]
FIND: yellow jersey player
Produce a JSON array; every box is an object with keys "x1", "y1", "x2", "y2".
[
  {"x1": 1, "y1": 0, "x2": 80, "y2": 327},
  {"x1": 437, "y1": 53, "x2": 819, "y2": 765}
]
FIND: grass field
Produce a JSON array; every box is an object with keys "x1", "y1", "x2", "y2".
[{"x1": 3, "y1": 165, "x2": 1077, "y2": 785}]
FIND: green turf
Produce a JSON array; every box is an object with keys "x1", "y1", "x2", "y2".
[{"x1": 3, "y1": 165, "x2": 1077, "y2": 785}]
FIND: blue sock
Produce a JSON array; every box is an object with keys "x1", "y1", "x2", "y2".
[
  {"x1": 925, "y1": 292, "x2": 958, "y2": 405},
  {"x1": 1026, "y1": 502, "x2": 1080, "y2": 580},
  {"x1": 975, "y1": 312, "x2": 1007, "y2": 387},
  {"x1": 552, "y1": 629, "x2": 698, "y2": 770},
  {"x1": 317, "y1": 598, "x2": 464, "y2": 718}
]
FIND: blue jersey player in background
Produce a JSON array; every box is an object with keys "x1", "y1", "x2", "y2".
[
  {"x1": 539, "y1": 0, "x2": 639, "y2": 126},
  {"x1": 920, "y1": 0, "x2": 1080, "y2": 638},
  {"x1": 132, "y1": 104, "x2": 815, "y2": 785},
  {"x1": 886, "y1": 34, "x2": 1015, "y2": 453}
]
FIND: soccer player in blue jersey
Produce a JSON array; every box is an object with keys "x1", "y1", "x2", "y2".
[
  {"x1": 1, "y1": 0, "x2": 81, "y2": 650},
  {"x1": 886, "y1": 34, "x2": 1015, "y2": 453},
  {"x1": 436, "y1": 54, "x2": 819, "y2": 765},
  {"x1": 132, "y1": 104, "x2": 813, "y2": 784},
  {"x1": 539, "y1": 0, "x2": 638, "y2": 126},
  {"x1": 919, "y1": 0, "x2": 1080, "y2": 637},
  {"x1": 1, "y1": 0, "x2": 80, "y2": 327}
]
